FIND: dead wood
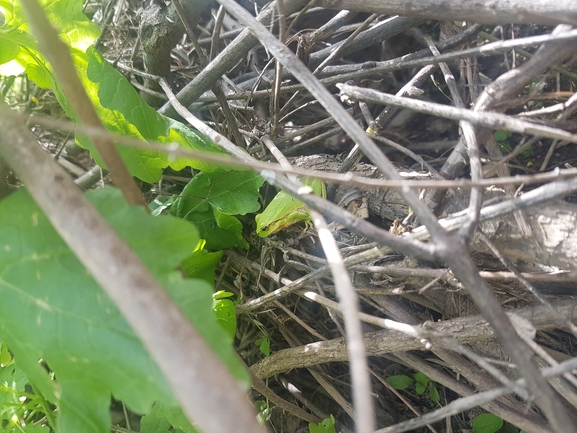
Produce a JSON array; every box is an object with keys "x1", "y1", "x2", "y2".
[
  {"x1": 24, "y1": 2, "x2": 577, "y2": 432},
  {"x1": 317, "y1": 0, "x2": 577, "y2": 25}
]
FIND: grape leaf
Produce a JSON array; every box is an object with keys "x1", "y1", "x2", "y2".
[
  {"x1": 0, "y1": 188, "x2": 248, "y2": 433},
  {"x1": 172, "y1": 170, "x2": 264, "y2": 250},
  {"x1": 181, "y1": 248, "x2": 222, "y2": 285}
]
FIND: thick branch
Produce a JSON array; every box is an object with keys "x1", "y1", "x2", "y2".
[
  {"x1": 251, "y1": 300, "x2": 577, "y2": 379},
  {"x1": 317, "y1": 0, "x2": 577, "y2": 24}
]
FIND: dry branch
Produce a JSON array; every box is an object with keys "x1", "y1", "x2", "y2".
[
  {"x1": 317, "y1": 0, "x2": 577, "y2": 24},
  {"x1": 250, "y1": 300, "x2": 577, "y2": 379}
]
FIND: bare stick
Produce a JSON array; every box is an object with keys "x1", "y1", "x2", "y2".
[
  {"x1": 337, "y1": 84, "x2": 577, "y2": 144},
  {"x1": 316, "y1": 0, "x2": 577, "y2": 24}
]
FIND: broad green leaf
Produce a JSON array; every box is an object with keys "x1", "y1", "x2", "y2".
[
  {"x1": 386, "y1": 375, "x2": 413, "y2": 390},
  {"x1": 140, "y1": 402, "x2": 173, "y2": 433},
  {"x1": 172, "y1": 170, "x2": 264, "y2": 249},
  {"x1": 0, "y1": 0, "x2": 226, "y2": 182},
  {"x1": 174, "y1": 170, "x2": 265, "y2": 217},
  {"x1": 181, "y1": 208, "x2": 247, "y2": 250},
  {"x1": 309, "y1": 415, "x2": 336, "y2": 433},
  {"x1": 473, "y1": 413, "x2": 504, "y2": 433},
  {"x1": 149, "y1": 401, "x2": 200, "y2": 433},
  {"x1": 181, "y1": 248, "x2": 222, "y2": 285},
  {"x1": 256, "y1": 177, "x2": 325, "y2": 237},
  {"x1": 0, "y1": 188, "x2": 248, "y2": 433},
  {"x1": 0, "y1": 39, "x2": 18, "y2": 64}
]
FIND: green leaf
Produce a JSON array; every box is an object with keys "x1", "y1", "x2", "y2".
[
  {"x1": 415, "y1": 381, "x2": 426, "y2": 395},
  {"x1": 150, "y1": 195, "x2": 176, "y2": 216},
  {"x1": 0, "y1": 38, "x2": 18, "y2": 64},
  {"x1": 309, "y1": 415, "x2": 336, "y2": 433},
  {"x1": 414, "y1": 371, "x2": 430, "y2": 385},
  {"x1": 142, "y1": 401, "x2": 199, "y2": 433},
  {"x1": 182, "y1": 208, "x2": 247, "y2": 250},
  {"x1": 174, "y1": 170, "x2": 265, "y2": 217},
  {"x1": 473, "y1": 413, "x2": 504, "y2": 433},
  {"x1": 386, "y1": 375, "x2": 413, "y2": 390},
  {"x1": 255, "y1": 335, "x2": 270, "y2": 356},
  {"x1": 518, "y1": 145, "x2": 533, "y2": 158},
  {"x1": 0, "y1": 0, "x2": 226, "y2": 182},
  {"x1": 172, "y1": 170, "x2": 264, "y2": 249},
  {"x1": 181, "y1": 248, "x2": 222, "y2": 285},
  {"x1": 428, "y1": 382, "x2": 440, "y2": 402},
  {"x1": 493, "y1": 130, "x2": 512, "y2": 142},
  {"x1": 255, "y1": 400, "x2": 271, "y2": 425},
  {"x1": 213, "y1": 291, "x2": 237, "y2": 339},
  {"x1": 140, "y1": 401, "x2": 176, "y2": 433},
  {"x1": 0, "y1": 188, "x2": 248, "y2": 433}
]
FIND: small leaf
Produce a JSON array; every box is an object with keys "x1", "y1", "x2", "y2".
[
  {"x1": 493, "y1": 130, "x2": 512, "y2": 142},
  {"x1": 255, "y1": 335, "x2": 270, "y2": 356},
  {"x1": 309, "y1": 415, "x2": 336, "y2": 433},
  {"x1": 519, "y1": 145, "x2": 533, "y2": 158},
  {"x1": 415, "y1": 381, "x2": 426, "y2": 395},
  {"x1": 386, "y1": 375, "x2": 414, "y2": 390},
  {"x1": 428, "y1": 383, "x2": 440, "y2": 402},
  {"x1": 472, "y1": 413, "x2": 504, "y2": 433},
  {"x1": 181, "y1": 249, "x2": 222, "y2": 285},
  {"x1": 255, "y1": 400, "x2": 271, "y2": 425},
  {"x1": 213, "y1": 291, "x2": 234, "y2": 300},
  {"x1": 414, "y1": 372, "x2": 430, "y2": 385},
  {"x1": 142, "y1": 401, "x2": 200, "y2": 433}
]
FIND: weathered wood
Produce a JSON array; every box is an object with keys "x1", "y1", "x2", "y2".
[{"x1": 317, "y1": 0, "x2": 577, "y2": 24}]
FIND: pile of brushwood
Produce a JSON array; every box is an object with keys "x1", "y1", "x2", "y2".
[{"x1": 2, "y1": 1, "x2": 577, "y2": 433}]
